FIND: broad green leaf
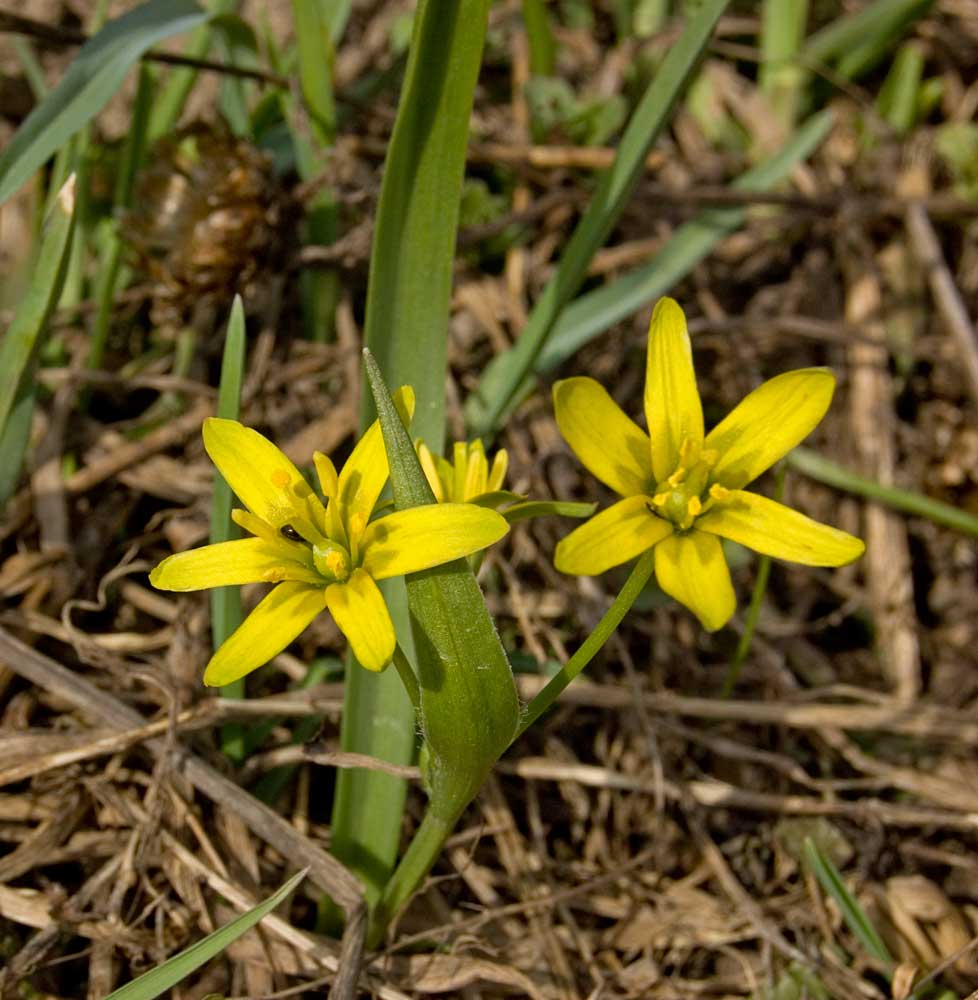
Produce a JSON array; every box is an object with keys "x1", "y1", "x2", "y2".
[
  {"x1": 104, "y1": 868, "x2": 306, "y2": 1000},
  {"x1": 0, "y1": 176, "x2": 76, "y2": 453},
  {"x1": 502, "y1": 499, "x2": 597, "y2": 523},
  {"x1": 0, "y1": 0, "x2": 208, "y2": 205},
  {"x1": 332, "y1": 0, "x2": 490, "y2": 904},
  {"x1": 365, "y1": 351, "x2": 519, "y2": 944},
  {"x1": 464, "y1": 0, "x2": 729, "y2": 436}
]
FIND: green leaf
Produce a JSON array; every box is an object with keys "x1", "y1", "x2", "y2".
[
  {"x1": 212, "y1": 297, "x2": 248, "y2": 760},
  {"x1": 0, "y1": 176, "x2": 76, "y2": 451},
  {"x1": 534, "y1": 110, "x2": 835, "y2": 373},
  {"x1": 502, "y1": 499, "x2": 597, "y2": 523},
  {"x1": 464, "y1": 0, "x2": 729, "y2": 436},
  {"x1": 0, "y1": 0, "x2": 208, "y2": 206},
  {"x1": 803, "y1": 838, "x2": 893, "y2": 968},
  {"x1": 364, "y1": 351, "x2": 519, "y2": 943},
  {"x1": 332, "y1": 0, "x2": 490, "y2": 903},
  {"x1": 104, "y1": 868, "x2": 306, "y2": 1000}
]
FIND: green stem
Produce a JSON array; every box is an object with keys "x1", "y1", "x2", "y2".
[
  {"x1": 367, "y1": 809, "x2": 453, "y2": 949},
  {"x1": 392, "y1": 644, "x2": 420, "y2": 713},
  {"x1": 720, "y1": 464, "x2": 784, "y2": 697},
  {"x1": 514, "y1": 549, "x2": 655, "y2": 741}
]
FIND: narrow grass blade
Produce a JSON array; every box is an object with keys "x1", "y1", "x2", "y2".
[
  {"x1": 88, "y1": 62, "x2": 152, "y2": 376},
  {"x1": 804, "y1": 837, "x2": 893, "y2": 968},
  {"x1": 0, "y1": 177, "x2": 76, "y2": 447},
  {"x1": 877, "y1": 41, "x2": 925, "y2": 134},
  {"x1": 293, "y1": 0, "x2": 337, "y2": 145},
  {"x1": 104, "y1": 868, "x2": 306, "y2": 1000},
  {"x1": 788, "y1": 446, "x2": 978, "y2": 539},
  {"x1": 522, "y1": 0, "x2": 556, "y2": 76},
  {"x1": 0, "y1": 0, "x2": 208, "y2": 206},
  {"x1": 759, "y1": 0, "x2": 808, "y2": 130},
  {"x1": 464, "y1": 0, "x2": 729, "y2": 436},
  {"x1": 0, "y1": 383, "x2": 36, "y2": 507},
  {"x1": 536, "y1": 110, "x2": 834, "y2": 374},
  {"x1": 211, "y1": 298, "x2": 247, "y2": 759},
  {"x1": 332, "y1": 0, "x2": 491, "y2": 903},
  {"x1": 803, "y1": 0, "x2": 931, "y2": 83}
]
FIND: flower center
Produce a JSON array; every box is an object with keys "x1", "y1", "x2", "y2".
[
  {"x1": 313, "y1": 541, "x2": 352, "y2": 582},
  {"x1": 650, "y1": 439, "x2": 722, "y2": 531}
]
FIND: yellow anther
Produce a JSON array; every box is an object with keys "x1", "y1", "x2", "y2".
[
  {"x1": 261, "y1": 567, "x2": 287, "y2": 583},
  {"x1": 271, "y1": 468, "x2": 291, "y2": 489},
  {"x1": 701, "y1": 449, "x2": 719, "y2": 466},
  {"x1": 348, "y1": 511, "x2": 367, "y2": 539},
  {"x1": 679, "y1": 437, "x2": 698, "y2": 465},
  {"x1": 709, "y1": 483, "x2": 730, "y2": 501},
  {"x1": 687, "y1": 496, "x2": 702, "y2": 518},
  {"x1": 652, "y1": 492, "x2": 669, "y2": 508},
  {"x1": 667, "y1": 469, "x2": 686, "y2": 488}
]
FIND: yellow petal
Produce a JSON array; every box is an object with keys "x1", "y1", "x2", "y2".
[
  {"x1": 325, "y1": 569, "x2": 395, "y2": 672},
  {"x1": 653, "y1": 531, "x2": 735, "y2": 631},
  {"x1": 706, "y1": 368, "x2": 835, "y2": 489},
  {"x1": 416, "y1": 441, "x2": 445, "y2": 502},
  {"x1": 203, "y1": 418, "x2": 326, "y2": 531},
  {"x1": 645, "y1": 297, "x2": 703, "y2": 482},
  {"x1": 360, "y1": 503, "x2": 508, "y2": 579},
  {"x1": 150, "y1": 538, "x2": 320, "y2": 590},
  {"x1": 554, "y1": 494, "x2": 672, "y2": 576},
  {"x1": 203, "y1": 582, "x2": 325, "y2": 686},
  {"x1": 554, "y1": 377, "x2": 653, "y2": 497},
  {"x1": 696, "y1": 489, "x2": 865, "y2": 566},
  {"x1": 337, "y1": 385, "x2": 416, "y2": 528},
  {"x1": 487, "y1": 448, "x2": 508, "y2": 493}
]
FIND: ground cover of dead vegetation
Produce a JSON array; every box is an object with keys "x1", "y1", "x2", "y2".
[{"x1": 5, "y1": 1, "x2": 978, "y2": 997}]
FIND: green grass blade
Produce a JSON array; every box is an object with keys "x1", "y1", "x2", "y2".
[
  {"x1": 535, "y1": 110, "x2": 833, "y2": 374},
  {"x1": 464, "y1": 0, "x2": 729, "y2": 436},
  {"x1": 804, "y1": 837, "x2": 893, "y2": 968},
  {"x1": 104, "y1": 868, "x2": 306, "y2": 1000},
  {"x1": 0, "y1": 383, "x2": 36, "y2": 508},
  {"x1": 88, "y1": 61, "x2": 152, "y2": 376},
  {"x1": 211, "y1": 297, "x2": 247, "y2": 759},
  {"x1": 0, "y1": 0, "x2": 208, "y2": 206},
  {"x1": 331, "y1": 0, "x2": 490, "y2": 903},
  {"x1": 293, "y1": 0, "x2": 337, "y2": 145},
  {"x1": 522, "y1": 0, "x2": 556, "y2": 76},
  {"x1": 759, "y1": 0, "x2": 808, "y2": 130},
  {"x1": 788, "y1": 446, "x2": 978, "y2": 539},
  {"x1": 0, "y1": 177, "x2": 76, "y2": 444},
  {"x1": 803, "y1": 0, "x2": 931, "y2": 82}
]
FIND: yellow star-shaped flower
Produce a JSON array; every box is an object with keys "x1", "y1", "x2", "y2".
[
  {"x1": 151, "y1": 391, "x2": 508, "y2": 685},
  {"x1": 554, "y1": 297, "x2": 865, "y2": 630}
]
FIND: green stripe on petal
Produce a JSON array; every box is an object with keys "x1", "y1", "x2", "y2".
[
  {"x1": 202, "y1": 418, "x2": 326, "y2": 531},
  {"x1": 653, "y1": 530, "x2": 735, "y2": 631},
  {"x1": 554, "y1": 494, "x2": 672, "y2": 576},
  {"x1": 325, "y1": 569, "x2": 396, "y2": 672},
  {"x1": 554, "y1": 377, "x2": 653, "y2": 497},
  {"x1": 150, "y1": 538, "x2": 320, "y2": 591},
  {"x1": 338, "y1": 386, "x2": 416, "y2": 529},
  {"x1": 706, "y1": 368, "x2": 835, "y2": 489},
  {"x1": 645, "y1": 298, "x2": 703, "y2": 482},
  {"x1": 360, "y1": 503, "x2": 508, "y2": 580},
  {"x1": 203, "y1": 581, "x2": 325, "y2": 687},
  {"x1": 696, "y1": 489, "x2": 865, "y2": 566}
]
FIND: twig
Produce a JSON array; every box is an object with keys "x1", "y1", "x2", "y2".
[
  {"x1": 0, "y1": 626, "x2": 368, "y2": 1000},
  {"x1": 905, "y1": 201, "x2": 978, "y2": 409},
  {"x1": 0, "y1": 10, "x2": 289, "y2": 87}
]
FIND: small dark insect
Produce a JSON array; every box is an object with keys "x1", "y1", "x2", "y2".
[{"x1": 280, "y1": 524, "x2": 303, "y2": 543}]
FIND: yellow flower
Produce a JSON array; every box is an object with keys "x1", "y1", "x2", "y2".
[
  {"x1": 553, "y1": 297, "x2": 864, "y2": 631},
  {"x1": 416, "y1": 439, "x2": 508, "y2": 504},
  {"x1": 151, "y1": 395, "x2": 509, "y2": 685}
]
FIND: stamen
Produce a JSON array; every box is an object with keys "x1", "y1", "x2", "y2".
[
  {"x1": 701, "y1": 449, "x2": 719, "y2": 466},
  {"x1": 261, "y1": 566, "x2": 288, "y2": 583},
  {"x1": 667, "y1": 469, "x2": 686, "y2": 488},
  {"x1": 709, "y1": 484, "x2": 730, "y2": 501},
  {"x1": 679, "y1": 436, "x2": 698, "y2": 465},
  {"x1": 687, "y1": 497, "x2": 702, "y2": 518},
  {"x1": 347, "y1": 510, "x2": 367, "y2": 564},
  {"x1": 652, "y1": 492, "x2": 669, "y2": 508}
]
